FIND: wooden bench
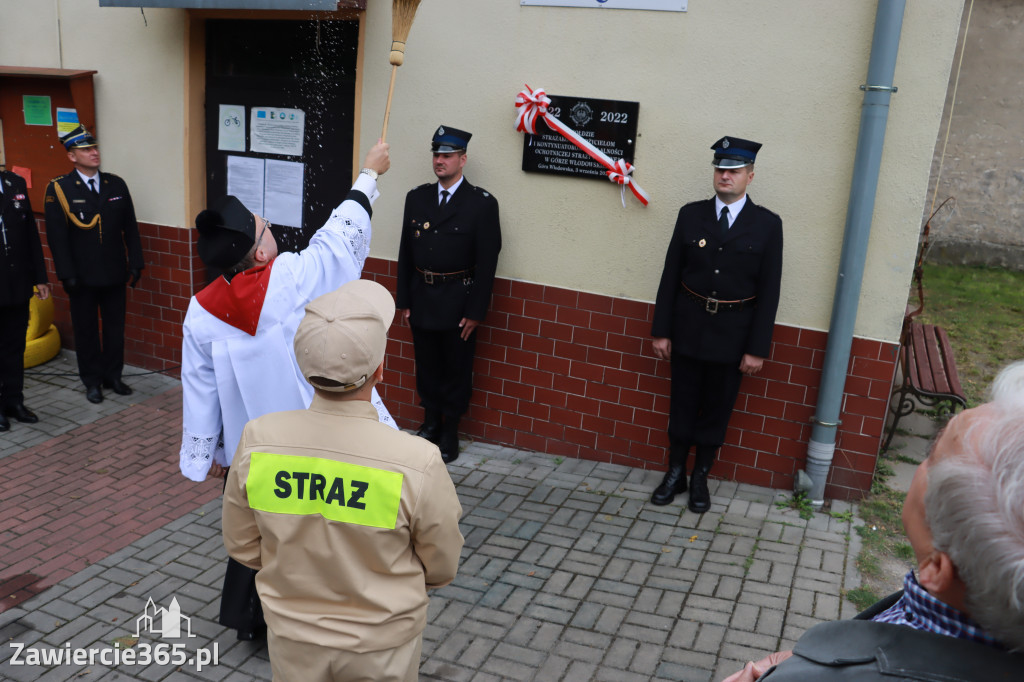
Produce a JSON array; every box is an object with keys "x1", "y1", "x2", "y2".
[
  {"x1": 882, "y1": 314, "x2": 967, "y2": 453},
  {"x1": 882, "y1": 198, "x2": 967, "y2": 453}
]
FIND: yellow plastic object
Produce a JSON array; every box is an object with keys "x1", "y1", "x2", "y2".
[
  {"x1": 26, "y1": 289, "x2": 55, "y2": 341},
  {"x1": 24, "y1": 324, "x2": 60, "y2": 368}
]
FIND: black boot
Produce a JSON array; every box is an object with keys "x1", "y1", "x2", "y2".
[
  {"x1": 687, "y1": 446, "x2": 717, "y2": 513},
  {"x1": 650, "y1": 442, "x2": 689, "y2": 506},
  {"x1": 438, "y1": 416, "x2": 460, "y2": 464},
  {"x1": 416, "y1": 408, "x2": 443, "y2": 443}
]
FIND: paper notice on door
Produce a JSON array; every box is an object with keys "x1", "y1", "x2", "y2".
[
  {"x1": 218, "y1": 104, "x2": 246, "y2": 152},
  {"x1": 22, "y1": 96, "x2": 52, "y2": 126},
  {"x1": 226, "y1": 155, "x2": 265, "y2": 217},
  {"x1": 250, "y1": 107, "x2": 305, "y2": 156},
  {"x1": 264, "y1": 159, "x2": 304, "y2": 229}
]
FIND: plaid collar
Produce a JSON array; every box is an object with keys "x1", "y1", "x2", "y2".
[{"x1": 872, "y1": 571, "x2": 1003, "y2": 648}]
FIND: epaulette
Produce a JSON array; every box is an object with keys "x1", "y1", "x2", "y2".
[
  {"x1": 49, "y1": 174, "x2": 70, "y2": 183},
  {"x1": 752, "y1": 202, "x2": 781, "y2": 220},
  {"x1": 472, "y1": 185, "x2": 493, "y2": 198}
]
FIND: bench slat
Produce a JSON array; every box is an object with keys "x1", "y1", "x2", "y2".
[
  {"x1": 934, "y1": 326, "x2": 966, "y2": 399},
  {"x1": 910, "y1": 324, "x2": 937, "y2": 393},
  {"x1": 923, "y1": 325, "x2": 954, "y2": 395}
]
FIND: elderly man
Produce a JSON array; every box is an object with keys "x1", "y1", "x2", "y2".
[
  {"x1": 724, "y1": 360, "x2": 1024, "y2": 681},
  {"x1": 223, "y1": 280, "x2": 463, "y2": 682}
]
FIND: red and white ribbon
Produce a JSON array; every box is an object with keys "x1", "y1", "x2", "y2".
[{"x1": 514, "y1": 85, "x2": 649, "y2": 207}]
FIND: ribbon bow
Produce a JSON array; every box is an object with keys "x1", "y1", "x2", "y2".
[
  {"x1": 514, "y1": 86, "x2": 551, "y2": 135},
  {"x1": 514, "y1": 85, "x2": 649, "y2": 207}
]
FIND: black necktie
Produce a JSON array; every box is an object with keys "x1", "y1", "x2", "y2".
[
  {"x1": 440, "y1": 189, "x2": 450, "y2": 207},
  {"x1": 88, "y1": 178, "x2": 98, "y2": 194},
  {"x1": 718, "y1": 206, "x2": 729, "y2": 239}
]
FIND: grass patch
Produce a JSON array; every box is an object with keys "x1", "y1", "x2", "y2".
[
  {"x1": 858, "y1": 487, "x2": 905, "y2": 539},
  {"x1": 893, "y1": 542, "x2": 916, "y2": 562},
  {"x1": 885, "y1": 452, "x2": 921, "y2": 466},
  {"x1": 776, "y1": 492, "x2": 815, "y2": 520},
  {"x1": 915, "y1": 263, "x2": 1024, "y2": 405},
  {"x1": 845, "y1": 587, "x2": 881, "y2": 613},
  {"x1": 852, "y1": 484, "x2": 911, "y2": 605}
]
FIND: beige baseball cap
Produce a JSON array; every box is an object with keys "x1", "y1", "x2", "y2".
[{"x1": 294, "y1": 279, "x2": 395, "y2": 393}]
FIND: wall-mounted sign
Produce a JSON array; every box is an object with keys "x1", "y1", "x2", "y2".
[
  {"x1": 521, "y1": 0, "x2": 686, "y2": 11},
  {"x1": 522, "y1": 94, "x2": 639, "y2": 181}
]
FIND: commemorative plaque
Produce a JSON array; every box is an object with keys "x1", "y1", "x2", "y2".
[{"x1": 521, "y1": 94, "x2": 640, "y2": 181}]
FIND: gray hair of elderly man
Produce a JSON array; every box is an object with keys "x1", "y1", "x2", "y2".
[{"x1": 925, "y1": 359, "x2": 1024, "y2": 651}]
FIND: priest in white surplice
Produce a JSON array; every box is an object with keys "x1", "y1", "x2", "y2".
[
  {"x1": 178, "y1": 141, "x2": 392, "y2": 641},
  {"x1": 179, "y1": 142, "x2": 394, "y2": 483}
]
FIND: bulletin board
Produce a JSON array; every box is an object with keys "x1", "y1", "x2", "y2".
[
  {"x1": 203, "y1": 19, "x2": 358, "y2": 247},
  {"x1": 0, "y1": 66, "x2": 97, "y2": 208}
]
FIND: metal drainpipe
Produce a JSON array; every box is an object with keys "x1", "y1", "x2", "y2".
[{"x1": 803, "y1": 0, "x2": 906, "y2": 508}]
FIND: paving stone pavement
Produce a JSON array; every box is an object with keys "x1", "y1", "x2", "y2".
[
  {"x1": 0, "y1": 351, "x2": 180, "y2": 462},
  {"x1": 1, "y1": 354, "x2": 864, "y2": 682}
]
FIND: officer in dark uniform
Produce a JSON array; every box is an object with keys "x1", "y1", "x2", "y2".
[
  {"x1": 0, "y1": 170, "x2": 51, "y2": 430},
  {"x1": 44, "y1": 125, "x2": 144, "y2": 404},
  {"x1": 650, "y1": 136, "x2": 783, "y2": 513},
  {"x1": 396, "y1": 126, "x2": 501, "y2": 464}
]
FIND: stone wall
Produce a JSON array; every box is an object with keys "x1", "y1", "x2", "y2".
[{"x1": 926, "y1": 0, "x2": 1024, "y2": 270}]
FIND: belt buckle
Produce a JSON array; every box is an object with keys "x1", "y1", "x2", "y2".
[
  {"x1": 705, "y1": 297, "x2": 719, "y2": 314},
  {"x1": 424, "y1": 271, "x2": 435, "y2": 285}
]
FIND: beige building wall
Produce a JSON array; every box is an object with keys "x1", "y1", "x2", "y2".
[
  {"x1": 359, "y1": 0, "x2": 963, "y2": 343},
  {"x1": 0, "y1": 0, "x2": 964, "y2": 344},
  {"x1": 0, "y1": 0, "x2": 186, "y2": 226}
]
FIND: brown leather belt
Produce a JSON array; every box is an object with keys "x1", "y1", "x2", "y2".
[
  {"x1": 417, "y1": 267, "x2": 474, "y2": 285},
  {"x1": 681, "y1": 283, "x2": 756, "y2": 314}
]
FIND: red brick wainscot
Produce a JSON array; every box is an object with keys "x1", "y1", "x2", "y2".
[{"x1": 364, "y1": 258, "x2": 899, "y2": 501}]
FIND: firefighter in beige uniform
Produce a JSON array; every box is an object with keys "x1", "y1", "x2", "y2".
[{"x1": 222, "y1": 279, "x2": 464, "y2": 682}]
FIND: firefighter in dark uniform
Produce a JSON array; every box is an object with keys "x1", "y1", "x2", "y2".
[
  {"x1": 396, "y1": 126, "x2": 501, "y2": 464},
  {"x1": 44, "y1": 126, "x2": 144, "y2": 404},
  {"x1": 650, "y1": 136, "x2": 783, "y2": 513},
  {"x1": 0, "y1": 170, "x2": 51, "y2": 430}
]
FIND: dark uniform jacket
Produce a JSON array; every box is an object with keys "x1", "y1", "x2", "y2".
[
  {"x1": 396, "y1": 179, "x2": 501, "y2": 330},
  {"x1": 760, "y1": 591, "x2": 1024, "y2": 681},
  {"x1": 43, "y1": 171, "x2": 144, "y2": 288},
  {"x1": 651, "y1": 196, "x2": 783, "y2": 364},
  {"x1": 0, "y1": 171, "x2": 47, "y2": 306}
]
